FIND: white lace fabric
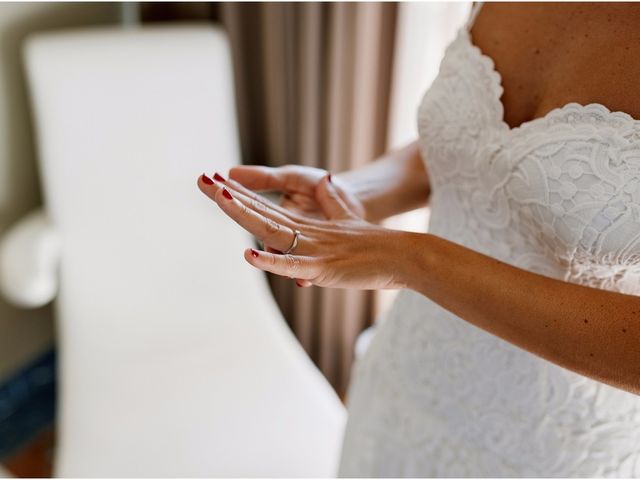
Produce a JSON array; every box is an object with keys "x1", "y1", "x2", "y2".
[{"x1": 338, "y1": 18, "x2": 640, "y2": 478}]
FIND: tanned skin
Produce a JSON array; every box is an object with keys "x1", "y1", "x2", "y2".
[
  {"x1": 471, "y1": 2, "x2": 640, "y2": 127},
  {"x1": 198, "y1": 3, "x2": 640, "y2": 395}
]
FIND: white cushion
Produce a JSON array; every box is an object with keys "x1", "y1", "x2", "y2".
[{"x1": 24, "y1": 25, "x2": 345, "y2": 477}]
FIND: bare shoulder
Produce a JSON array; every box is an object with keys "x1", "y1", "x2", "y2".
[{"x1": 472, "y1": 2, "x2": 640, "y2": 123}]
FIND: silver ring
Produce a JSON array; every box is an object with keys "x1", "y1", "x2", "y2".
[{"x1": 283, "y1": 229, "x2": 300, "y2": 255}]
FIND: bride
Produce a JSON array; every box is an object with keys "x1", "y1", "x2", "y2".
[{"x1": 198, "y1": 2, "x2": 640, "y2": 476}]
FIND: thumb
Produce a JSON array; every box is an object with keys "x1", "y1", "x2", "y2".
[
  {"x1": 228, "y1": 165, "x2": 286, "y2": 192},
  {"x1": 315, "y1": 174, "x2": 356, "y2": 220}
]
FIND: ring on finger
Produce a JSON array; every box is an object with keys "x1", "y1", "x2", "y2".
[{"x1": 283, "y1": 229, "x2": 300, "y2": 255}]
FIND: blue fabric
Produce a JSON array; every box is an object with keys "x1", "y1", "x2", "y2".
[{"x1": 0, "y1": 349, "x2": 56, "y2": 460}]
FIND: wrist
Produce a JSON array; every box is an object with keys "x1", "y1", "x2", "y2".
[
  {"x1": 394, "y1": 232, "x2": 440, "y2": 292},
  {"x1": 333, "y1": 173, "x2": 373, "y2": 221}
]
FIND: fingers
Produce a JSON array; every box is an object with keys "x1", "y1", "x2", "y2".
[
  {"x1": 228, "y1": 165, "x2": 289, "y2": 192},
  {"x1": 263, "y1": 246, "x2": 312, "y2": 287},
  {"x1": 315, "y1": 174, "x2": 357, "y2": 220},
  {"x1": 265, "y1": 245, "x2": 283, "y2": 254},
  {"x1": 229, "y1": 164, "x2": 328, "y2": 196},
  {"x1": 223, "y1": 178, "x2": 312, "y2": 225},
  {"x1": 244, "y1": 248, "x2": 319, "y2": 281},
  {"x1": 197, "y1": 172, "x2": 217, "y2": 195},
  {"x1": 199, "y1": 173, "x2": 300, "y2": 229},
  {"x1": 222, "y1": 183, "x2": 299, "y2": 229},
  {"x1": 200, "y1": 172, "x2": 332, "y2": 287},
  {"x1": 214, "y1": 186, "x2": 305, "y2": 253},
  {"x1": 263, "y1": 246, "x2": 313, "y2": 287}
]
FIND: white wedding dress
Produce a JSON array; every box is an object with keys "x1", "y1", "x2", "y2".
[{"x1": 339, "y1": 5, "x2": 640, "y2": 477}]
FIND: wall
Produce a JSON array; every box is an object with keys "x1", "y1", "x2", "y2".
[
  {"x1": 386, "y1": 2, "x2": 471, "y2": 150},
  {"x1": 0, "y1": 3, "x2": 121, "y2": 381}
]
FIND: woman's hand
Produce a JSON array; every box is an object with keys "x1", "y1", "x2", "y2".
[
  {"x1": 227, "y1": 165, "x2": 366, "y2": 221},
  {"x1": 197, "y1": 172, "x2": 410, "y2": 289}
]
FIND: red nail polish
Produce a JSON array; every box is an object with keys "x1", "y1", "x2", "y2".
[
  {"x1": 202, "y1": 173, "x2": 214, "y2": 185},
  {"x1": 213, "y1": 172, "x2": 226, "y2": 182},
  {"x1": 222, "y1": 188, "x2": 233, "y2": 200},
  {"x1": 327, "y1": 173, "x2": 332, "y2": 183},
  {"x1": 295, "y1": 281, "x2": 302, "y2": 288},
  {"x1": 250, "y1": 248, "x2": 260, "y2": 258}
]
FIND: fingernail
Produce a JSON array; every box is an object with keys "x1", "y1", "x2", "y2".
[
  {"x1": 222, "y1": 188, "x2": 233, "y2": 200},
  {"x1": 250, "y1": 248, "x2": 260, "y2": 258},
  {"x1": 295, "y1": 280, "x2": 302, "y2": 287},
  {"x1": 213, "y1": 172, "x2": 226, "y2": 182},
  {"x1": 202, "y1": 173, "x2": 214, "y2": 185},
  {"x1": 327, "y1": 173, "x2": 332, "y2": 183}
]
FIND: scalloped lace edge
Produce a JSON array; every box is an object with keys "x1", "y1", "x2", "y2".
[{"x1": 458, "y1": 28, "x2": 640, "y2": 135}]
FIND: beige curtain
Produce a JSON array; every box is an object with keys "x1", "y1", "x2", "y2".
[
  {"x1": 219, "y1": 3, "x2": 397, "y2": 397},
  {"x1": 143, "y1": 2, "x2": 397, "y2": 397}
]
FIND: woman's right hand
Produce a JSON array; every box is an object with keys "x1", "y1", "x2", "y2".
[
  {"x1": 227, "y1": 165, "x2": 366, "y2": 221},
  {"x1": 205, "y1": 166, "x2": 365, "y2": 287}
]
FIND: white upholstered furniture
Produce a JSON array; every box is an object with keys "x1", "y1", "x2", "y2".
[{"x1": 0, "y1": 25, "x2": 345, "y2": 477}]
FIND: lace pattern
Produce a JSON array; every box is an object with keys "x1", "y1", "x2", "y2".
[{"x1": 339, "y1": 25, "x2": 640, "y2": 478}]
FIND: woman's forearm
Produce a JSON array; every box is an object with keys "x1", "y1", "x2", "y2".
[
  {"x1": 336, "y1": 140, "x2": 430, "y2": 222},
  {"x1": 401, "y1": 232, "x2": 640, "y2": 395}
]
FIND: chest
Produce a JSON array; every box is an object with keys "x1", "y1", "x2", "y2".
[
  {"x1": 470, "y1": 2, "x2": 640, "y2": 130},
  {"x1": 417, "y1": 24, "x2": 640, "y2": 282}
]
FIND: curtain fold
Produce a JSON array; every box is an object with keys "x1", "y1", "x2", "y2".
[
  {"x1": 221, "y1": 2, "x2": 397, "y2": 397},
  {"x1": 144, "y1": 2, "x2": 397, "y2": 397}
]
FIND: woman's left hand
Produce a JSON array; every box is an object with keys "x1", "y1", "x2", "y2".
[{"x1": 197, "y1": 172, "x2": 411, "y2": 289}]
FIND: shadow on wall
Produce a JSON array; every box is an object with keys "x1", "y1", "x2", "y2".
[{"x1": 0, "y1": 2, "x2": 120, "y2": 476}]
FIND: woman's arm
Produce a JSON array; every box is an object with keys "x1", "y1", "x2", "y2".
[
  {"x1": 337, "y1": 140, "x2": 430, "y2": 222},
  {"x1": 198, "y1": 172, "x2": 640, "y2": 395},
  {"x1": 227, "y1": 139, "x2": 429, "y2": 223},
  {"x1": 402, "y1": 232, "x2": 640, "y2": 395}
]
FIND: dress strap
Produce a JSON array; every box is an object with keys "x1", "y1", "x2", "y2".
[{"x1": 465, "y1": 2, "x2": 484, "y2": 31}]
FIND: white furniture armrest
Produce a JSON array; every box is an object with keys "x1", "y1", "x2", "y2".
[{"x1": 0, "y1": 209, "x2": 60, "y2": 308}]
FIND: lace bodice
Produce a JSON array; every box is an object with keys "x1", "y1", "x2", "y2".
[
  {"x1": 339, "y1": 16, "x2": 640, "y2": 478},
  {"x1": 422, "y1": 28, "x2": 640, "y2": 294}
]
